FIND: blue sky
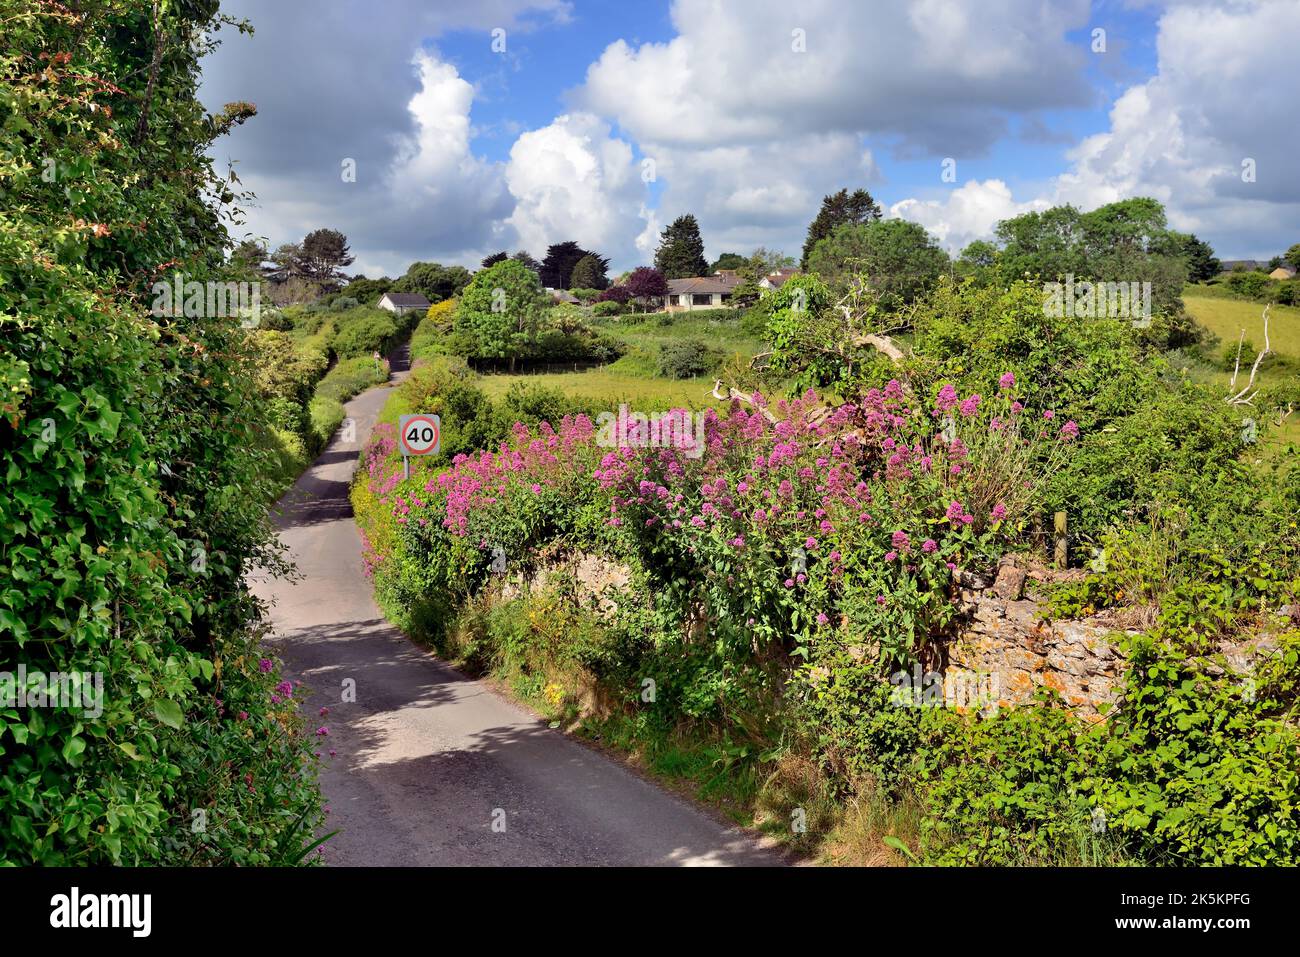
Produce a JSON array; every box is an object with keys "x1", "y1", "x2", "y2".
[{"x1": 200, "y1": 0, "x2": 1299, "y2": 276}]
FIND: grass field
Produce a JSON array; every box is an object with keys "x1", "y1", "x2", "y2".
[
  {"x1": 464, "y1": 309, "x2": 763, "y2": 411},
  {"x1": 475, "y1": 367, "x2": 726, "y2": 410},
  {"x1": 1184, "y1": 294, "x2": 1300, "y2": 448},
  {"x1": 1184, "y1": 295, "x2": 1300, "y2": 363}
]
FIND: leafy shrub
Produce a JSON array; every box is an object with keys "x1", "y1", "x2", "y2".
[
  {"x1": 258, "y1": 309, "x2": 294, "y2": 331},
  {"x1": 597, "y1": 285, "x2": 632, "y2": 304},
  {"x1": 592, "y1": 300, "x2": 627, "y2": 317},
  {"x1": 330, "y1": 296, "x2": 359, "y2": 311},
  {"x1": 331, "y1": 307, "x2": 400, "y2": 358},
  {"x1": 657, "y1": 338, "x2": 719, "y2": 379},
  {"x1": 1225, "y1": 270, "x2": 1271, "y2": 300}
]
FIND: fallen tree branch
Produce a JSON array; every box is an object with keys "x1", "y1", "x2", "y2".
[
  {"x1": 711, "y1": 380, "x2": 778, "y2": 422},
  {"x1": 1226, "y1": 305, "x2": 1271, "y2": 405},
  {"x1": 851, "y1": 333, "x2": 906, "y2": 362}
]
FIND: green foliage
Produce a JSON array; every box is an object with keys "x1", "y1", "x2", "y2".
[
  {"x1": 1177, "y1": 233, "x2": 1221, "y2": 283},
  {"x1": 341, "y1": 276, "x2": 393, "y2": 306},
  {"x1": 656, "y1": 339, "x2": 720, "y2": 379},
  {"x1": 392, "y1": 261, "x2": 471, "y2": 302},
  {"x1": 568, "y1": 254, "x2": 609, "y2": 291},
  {"x1": 992, "y1": 198, "x2": 1189, "y2": 318},
  {"x1": 758, "y1": 274, "x2": 860, "y2": 392},
  {"x1": 454, "y1": 259, "x2": 551, "y2": 361},
  {"x1": 0, "y1": 0, "x2": 322, "y2": 863},
  {"x1": 800, "y1": 187, "x2": 882, "y2": 268},
  {"x1": 806, "y1": 219, "x2": 949, "y2": 309},
  {"x1": 331, "y1": 306, "x2": 403, "y2": 358},
  {"x1": 1224, "y1": 269, "x2": 1272, "y2": 300},
  {"x1": 654, "y1": 214, "x2": 709, "y2": 279},
  {"x1": 906, "y1": 277, "x2": 1244, "y2": 540}
]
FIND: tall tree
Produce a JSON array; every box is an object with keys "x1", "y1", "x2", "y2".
[
  {"x1": 511, "y1": 250, "x2": 542, "y2": 274},
  {"x1": 711, "y1": 252, "x2": 747, "y2": 272},
  {"x1": 300, "y1": 228, "x2": 355, "y2": 286},
  {"x1": 268, "y1": 242, "x2": 305, "y2": 280},
  {"x1": 569, "y1": 253, "x2": 610, "y2": 290},
  {"x1": 540, "y1": 241, "x2": 604, "y2": 289},
  {"x1": 800, "y1": 188, "x2": 882, "y2": 267},
  {"x1": 654, "y1": 214, "x2": 709, "y2": 279},
  {"x1": 481, "y1": 251, "x2": 508, "y2": 269},
  {"x1": 1286, "y1": 243, "x2": 1300, "y2": 271},
  {"x1": 1176, "y1": 233, "x2": 1221, "y2": 283}
]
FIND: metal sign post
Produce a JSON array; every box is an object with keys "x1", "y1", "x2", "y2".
[{"x1": 398, "y1": 413, "x2": 441, "y2": 481}]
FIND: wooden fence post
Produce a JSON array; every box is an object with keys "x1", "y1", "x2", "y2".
[{"x1": 1054, "y1": 511, "x2": 1068, "y2": 569}]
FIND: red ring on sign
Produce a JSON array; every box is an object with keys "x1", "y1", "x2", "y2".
[{"x1": 401, "y1": 415, "x2": 440, "y2": 455}]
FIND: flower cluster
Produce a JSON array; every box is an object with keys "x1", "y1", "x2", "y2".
[{"x1": 356, "y1": 375, "x2": 1076, "y2": 659}]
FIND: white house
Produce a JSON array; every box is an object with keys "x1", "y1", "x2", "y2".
[
  {"x1": 377, "y1": 292, "x2": 430, "y2": 315},
  {"x1": 663, "y1": 274, "x2": 741, "y2": 312},
  {"x1": 758, "y1": 268, "x2": 799, "y2": 290}
]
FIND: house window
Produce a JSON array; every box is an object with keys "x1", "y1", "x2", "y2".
[
  {"x1": 692, "y1": 293, "x2": 711, "y2": 306},
  {"x1": 669, "y1": 295, "x2": 680, "y2": 305}
]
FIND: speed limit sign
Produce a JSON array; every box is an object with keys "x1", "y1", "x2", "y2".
[{"x1": 398, "y1": 414, "x2": 440, "y2": 457}]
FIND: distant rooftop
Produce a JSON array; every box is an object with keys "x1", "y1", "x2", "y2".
[{"x1": 666, "y1": 275, "x2": 741, "y2": 295}]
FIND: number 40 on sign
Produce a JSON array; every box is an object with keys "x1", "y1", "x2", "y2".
[{"x1": 398, "y1": 413, "x2": 440, "y2": 479}]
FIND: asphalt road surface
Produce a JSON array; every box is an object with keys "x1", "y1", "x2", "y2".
[{"x1": 249, "y1": 344, "x2": 783, "y2": 866}]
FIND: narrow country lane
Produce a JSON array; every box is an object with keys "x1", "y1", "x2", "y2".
[{"x1": 249, "y1": 344, "x2": 784, "y2": 866}]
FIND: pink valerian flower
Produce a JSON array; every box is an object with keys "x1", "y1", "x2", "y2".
[
  {"x1": 891, "y1": 530, "x2": 911, "y2": 552},
  {"x1": 258, "y1": 658, "x2": 273, "y2": 673},
  {"x1": 999, "y1": 371, "x2": 1016, "y2": 390},
  {"x1": 945, "y1": 500, "x2": 965, "y2": 522},
  {"x1": 1011, "y1": 401, "x2": 1024, "y2": 414},
  {"x1": 884, "y1": 551, "x2": 898, "y2": 562},
  {"x1": 1059, "y1": 420, "x2": 1079, "y2": 441},
  {"x1": 934, "y1": 384, "x2": 959, "y2": 413},
  {"x1": 1043, "y1": 409, "x2": 1055, "y2": 420},
  {"x1": 991, "y1": 502, "x2": 1007, "y2": 522},
  {"x1": 959, "y1": 394, "x2": 982, "y2": 418},
  {"x1": 816, "y1": 612, "x2": 830, "y2": 626},
  {"x1": 276, "y1": 680, "x2": 293, "y2": 697},
  {"x1": 316, "y1": 726, "x2": 329, "y2": 736},
  {"x1": 237, "y1": 711, "x2": 249, "y2": 721},
  {"x1": 922, "y1": 538, "x2": 938, "y2": 553}
]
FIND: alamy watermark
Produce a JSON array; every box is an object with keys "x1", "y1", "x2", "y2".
[
  {"x1": 889, "y1": 663, "x2": 999, "y2": 712},
  {"x1": 595, "y1": 405, "x2": 707, "y2": 459},
  {"x1": 151, "y1": 274, "x2": 262, "y2": 328},
  {"x1": 1, "y1": 664, "x2": 103, "y2": 718},
  {"x1": 1043, "y1": 274, "x2": 1151, "y2": 328}
]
